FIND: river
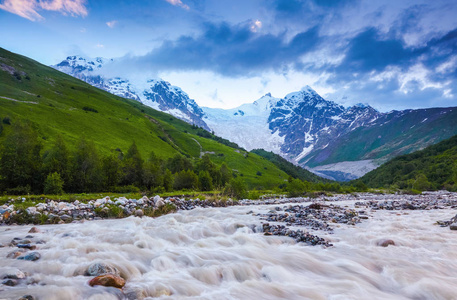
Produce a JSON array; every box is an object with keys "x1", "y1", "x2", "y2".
[{"x1": 1, "y1": 199, "x2": 456, "y2": 299}]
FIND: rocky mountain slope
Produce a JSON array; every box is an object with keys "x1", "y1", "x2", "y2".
[
  {"x1": 53, "y1": 55, "x2": 457, "y2": 181},
  {"x1": 53, "y1": 56, "x2": 209, "y2": 130}
]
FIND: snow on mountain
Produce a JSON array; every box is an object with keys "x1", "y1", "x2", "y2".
[
  {"x1": 202, "y1": 93, "x2": 284, "y2": 153},
  {"x1": 53, "y1": 56, "x2": 209, "y2": 130}
]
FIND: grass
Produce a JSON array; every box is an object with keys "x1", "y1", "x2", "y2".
[{"x1": 0, "y1": 47, "x2": 293, "y2": 190}]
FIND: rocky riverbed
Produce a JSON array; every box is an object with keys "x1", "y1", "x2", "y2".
[{"x1": 1, "y1": 191, "x2": 457, "y2": 299}]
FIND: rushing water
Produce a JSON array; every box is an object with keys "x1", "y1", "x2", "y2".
[{"x1": 1, "y1": 201, "x2": 457, "y2": 300}]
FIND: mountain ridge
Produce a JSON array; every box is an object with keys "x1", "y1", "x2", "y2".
[{"x1": 53, "y1": 54, "x2": 457, "y2": 181}]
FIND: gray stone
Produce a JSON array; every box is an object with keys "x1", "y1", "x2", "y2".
[
  {"x1": 450, "y1": 222, "x2": 457, "y2": 230},
  {"x1": 17, "y1": 252, "x2": 41, "y2": 261},
  {"x1": 85, "y1": 262, "x2": 120, "y2": 277}
]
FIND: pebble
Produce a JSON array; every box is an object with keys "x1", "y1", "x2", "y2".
[
  {"x1": 7, "y1": 249, "x2": 27, "y2": 259},
  {"x1": 89, "y1": 274, "x2": 125, "y2": 288},
  {"x1": 17, "y1": 252, "x2": 41, "y2": 261},
  {"x1": 2, "y1": 279, "x2": 18, "y2": 286}
]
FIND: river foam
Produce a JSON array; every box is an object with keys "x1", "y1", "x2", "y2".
[{"x1": 1, "y1": 201, "x2": 456, "y2": 299}]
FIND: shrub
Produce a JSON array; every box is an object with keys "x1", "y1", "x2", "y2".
[
  {"x1": 82, "y1": 106, "x2": 98, "y2": 113},
  {"x1": 113, "y1": 185, "x2": 140, "y2": 193},
  {"x1": 224, "y1": 178, "x2": 247, "y2": 199},
  {"x1": 2, "y1": 116, "x2": 11, "y2": 125},
  {"x1": 13, "y1": 71, "x2": 21, "y2": 80},
  {"x1": 44, "y1": 172, "x2": 64, "y2": 195},
  {"x1": 287, "y1": 179, "x2": 307, "y2": 197}
]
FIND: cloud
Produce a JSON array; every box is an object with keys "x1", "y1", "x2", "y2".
[
  {"x1": 165, "y1": 0, "x2": 189, "y2": 10},
  {"x1": 0, "y1": 0, "x2": 87, "y2": 21},
  {"x1": 106, "y1": 20, "x2": 117, "y2": 28},
  {"x1": 250, "y1": 20, "x2": 262, "y2": 33},
  {"x1": 118, "y1": 21, "x2": 321, "y2": 77},
  {"x1": 96, "y1": 43, "x2": 104, "y2": 48}
]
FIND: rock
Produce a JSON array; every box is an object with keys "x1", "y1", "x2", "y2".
[
  {"x1": 155, "y1": 199, "x2": 165, "y2": 208},
  {"x1": 2, "y1": 278, "x2": 18, "y2": 286},
  {"x1": 17, "y1": 252, "x2": 41, "y2": 261},
  {"x1": 26, "y1": 207, "x2": 37, "y2": 215},
  {"x1": 85, "y1": 262, "x2": 120, "y2": 277},
  {"x1": 17, "y1": 244, "x2": 37, "y2": 250},
  {"x1": 89, "y1": 274, "x2": 125, "y2": 288},
  {"x1": 60, "y1": 214, "x2": 73, "y2": 222},
  {"x1": 135, "y1": 209, "x2": 144, "y2": 218},
  {"x1": 450, "y1": 223, "x2": 457, "y2": 230},
  {"x1": 7, "y1": 249, "x2": 27, "y2": 259},
  {"x1": 3, "y1": 269, "x2": 26, "y2": 279},
  {"x1": 377, "y1": 239, "x2": 395, "y2": 247},
  {"x1": 18, "y1": 296, "x2": 35, "y2": 300}
]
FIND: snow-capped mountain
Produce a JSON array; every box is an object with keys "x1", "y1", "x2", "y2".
[
  {"x1": 54, "y1": 55, "x2": 457, "y2": 181},
  {"x1": 53, "y1": 56, "x2": 209, "y2": 130}
]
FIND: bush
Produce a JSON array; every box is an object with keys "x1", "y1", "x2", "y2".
[
  {"x1": 224, "y1": 178, "x2": 247, "y2": 199},
  {"x1": 2, "y1": 116, "x2": 11, "y2": 125},
  {"x1": 113, "y1": 185, "x2": 140, "y2": 193},
  {"x1": 287, "y1": 179, "x2": 307, "y2": 197},
  {"x1": 44, "y1": 172, "x2": 64, "y2": 195},
  {"x1": 13, "y1": 71, "x2": 21, "y2": 80},
  {"x1": 82, "y1": 106, "x2": 98, "y2": 113}
]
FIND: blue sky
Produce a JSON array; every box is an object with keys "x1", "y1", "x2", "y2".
[{"x1": 1, "y1": 0, "x2": 456, "y2": 111}]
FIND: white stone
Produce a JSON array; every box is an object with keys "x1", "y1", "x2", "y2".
[{"x1": 26, "y1": 207, "x2": 37, "y2": 214}]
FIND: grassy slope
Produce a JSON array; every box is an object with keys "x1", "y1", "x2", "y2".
[
  {"x1": 0, "y1": 47, "x2": 290, "y2": 189},
  {"x1": 357, "y1": 134, "x2": 457, "y2": 189},
  {"x1": 304, "y1": 108, "x2": 457, "y2": 167}
]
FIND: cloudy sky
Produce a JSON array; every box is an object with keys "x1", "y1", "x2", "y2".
[{"x1": 1, "y1": 0, "x2": 456, "y2": 111}]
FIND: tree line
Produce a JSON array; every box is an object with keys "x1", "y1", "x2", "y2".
[{"x1": 0, "y1": 121, "x2": 245, "y2": 196}]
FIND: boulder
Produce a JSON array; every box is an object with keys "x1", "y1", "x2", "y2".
[
  {"x1": 85, "y1": 262, "x2": 120, "y2": 277},
  {"x1": 28, "y1": 227, "x2": 40, "y2": 233},
  {"x1": 135, "y1": 209, "x2": 144, "y2": 218},
  {"x1": 3, "y1": 269, "x2": 26, "y2": 279},
  {"x1": 17, "y1": 252, "x2": 41, "y2": 261},
  {"x1": 450, "y1": 222, "x2": 457, "y2": 230},
  {"x1": 377, "y1": 239, "x2": 395, "y2": 247},
  {"x1": 89, "y1": 274, "x2": 125, "y2": 288}
]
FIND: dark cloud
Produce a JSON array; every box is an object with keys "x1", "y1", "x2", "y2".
[
  {"x1": 124, "y1": 22, "x2": 321, "y2": 76},
  {"x1": 335, "y1": 28, "x2": 423, "y2": 74}
]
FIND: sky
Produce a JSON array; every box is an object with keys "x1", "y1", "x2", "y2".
[{"x1": 1, "y1": 0, "x2": 457, "y2": 111}]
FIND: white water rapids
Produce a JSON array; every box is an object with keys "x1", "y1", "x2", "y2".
[{"x1": 1, "y1": 201, "x2": 457, "y2": 300}]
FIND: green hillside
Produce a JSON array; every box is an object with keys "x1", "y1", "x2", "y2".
[
  {"x1": 304, "y1": 108, "x2": 457, "y2": 168},
  {"x1": 0, "y1": 47, "x2": 293, "y2": 192},
  {"x1": 356, "y1": 135, "x2": 457, "y2": 191},
  {"x1": 251, "y1": 149, "x2": 329, "y2": 183}
]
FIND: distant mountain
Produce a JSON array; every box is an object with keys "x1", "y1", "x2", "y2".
[
  {"x1": 203, "y1": 87, "x2": 457, "y2": 181},
  {"x1": 54, "y1": 55, "x2": 457, "y2": 181},
  {"x1": 356, "y1": 134, "x2": 457, "y2": 190},
  {"x1": 53, "y1": 56, "x2": 210, "y2": 130}
]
